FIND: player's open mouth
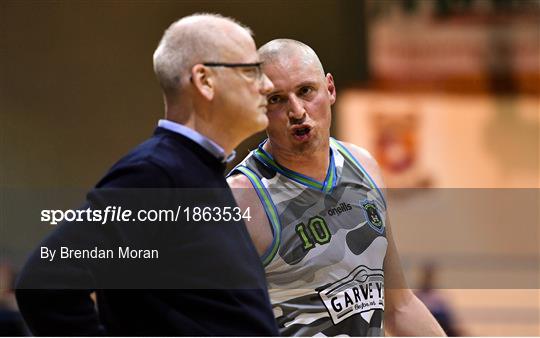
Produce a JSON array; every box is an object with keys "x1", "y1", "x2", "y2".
[{"x1": 292, "y1": 126, "x2": 311, "y2": 141}]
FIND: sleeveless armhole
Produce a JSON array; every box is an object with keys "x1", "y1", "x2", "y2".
[
  {"x1": 330, "y1": 138, "x2": 387, "y2": 209},
  {"x1": 229, "y1": 165, "x2": 282, "y2": 267}
]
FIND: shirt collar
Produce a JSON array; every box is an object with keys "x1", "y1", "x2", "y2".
[{"x1": 158, "y1": 119, "x2": 236, "y2": 163}]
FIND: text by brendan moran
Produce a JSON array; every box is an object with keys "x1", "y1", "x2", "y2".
[{"x1": 41, "y1": 246, "x2": 159, "y2": 261}]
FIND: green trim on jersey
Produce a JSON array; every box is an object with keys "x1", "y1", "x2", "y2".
[
  {"x1": 254, "y1": 149, "x2": 324, "y2": 189},
  {"x1": 322, "y1": 152, "x2": 337, "y2": 193},
  {"x1": 234, "y1": 165, "x2": 281, "y2": 266},
  {"x1": 254, "y1": 142, "x2": 337, "y2": 193}
]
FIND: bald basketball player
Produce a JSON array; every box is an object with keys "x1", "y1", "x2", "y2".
[{"x1": 228, "y1": 39, "x2": 445, "y2": 336}]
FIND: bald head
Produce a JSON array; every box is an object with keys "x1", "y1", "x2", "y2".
[
  {"x1": 153, "y1": 13, "x2": 254, "y2": 94},
  {"x1": 258, "y1": 39, "x2": 325, "y2": 79}
]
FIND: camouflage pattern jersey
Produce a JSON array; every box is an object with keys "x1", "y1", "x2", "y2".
[{"x1": 230, "y1": 138, "x2": 388, "y2": 336}]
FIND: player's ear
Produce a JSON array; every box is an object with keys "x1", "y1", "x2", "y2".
[
  {"x1": 326, "y1": 73, "x2": 336, "y2": 105},
  {"x1": 191, "y1": 64, "x2": 215, "y2": 101}
]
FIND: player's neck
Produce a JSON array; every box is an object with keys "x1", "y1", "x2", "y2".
[{"x1": 265, "y1": 141, "x2": 330, "y2": 182}]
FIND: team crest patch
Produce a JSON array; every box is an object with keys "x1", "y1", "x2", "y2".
[{"x1": 360, "y1": 200, "x2": 384, "y2": 234}]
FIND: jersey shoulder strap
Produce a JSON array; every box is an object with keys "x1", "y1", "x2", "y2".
[{"x1": 228, "y1": 162, "x2": 281, "y2": 266}]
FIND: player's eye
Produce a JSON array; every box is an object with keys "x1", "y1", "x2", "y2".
[
  {"x1": 268, "y1": 95, "x2": 284, "y2": 105},
  {"x1": 298, "y1": 86, "x2": 313, "y2": 96}
]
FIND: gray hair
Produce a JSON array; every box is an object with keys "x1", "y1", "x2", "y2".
[{"x1": 153, "y1": 13, "x2": 253, "y2": 93}]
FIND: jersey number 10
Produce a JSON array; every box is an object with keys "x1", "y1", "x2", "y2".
[{"x1": 295, "y1": 216, "x2": 332, "y2": 252}]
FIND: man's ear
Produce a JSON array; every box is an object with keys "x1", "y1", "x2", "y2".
[
  {"x1": 191, "y1": 64, "x2": 214, "y2": 101},
  {"x1": 326, "y1": 73, "x2": 336, "y2": 105}
]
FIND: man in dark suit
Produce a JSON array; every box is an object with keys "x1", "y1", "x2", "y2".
[{"x1": 15, "y1": 13, "x2": 278, "y2": 336}]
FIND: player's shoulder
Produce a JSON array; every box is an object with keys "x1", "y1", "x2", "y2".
[
  {"x1": 335, "y1": 140, "x2": 385, "y2": 189},
  {"x1": 227, "y1": 171, "x2": 254, "y2": 189},
  {"x1": 338, "y1": 141, "x2": 376, "y2": 163},
  {"x1": 336, "y1": 140, "x2": 378, "y2": 170}
]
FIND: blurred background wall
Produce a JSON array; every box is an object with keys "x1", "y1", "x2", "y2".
[
  {"x1": 1, "y1": 0, "x2": 539, "y2": 336},
  {"x1": 335, "y1": 1, "x2": 539, "y2": 335},
  {"x1": 0, "y1": 0, "x2": 369, "y2": 188}
]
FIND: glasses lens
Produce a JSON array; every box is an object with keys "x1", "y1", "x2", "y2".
[
  {"x1": 201, "y1": 62, "x2": 263, "y2": 82},
  {"x1": 239, "y1": 66, "x2": 262, "y2": 82},
  {"x1": 255, "y1": 66, "x2": 263, "y2": 80}
]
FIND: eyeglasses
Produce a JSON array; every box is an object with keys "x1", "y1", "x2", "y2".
[{"x1": 202, "y1": 62, "x2": 264, "y2": 81}]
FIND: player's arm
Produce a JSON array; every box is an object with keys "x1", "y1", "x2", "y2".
[
  {"x1": 383, "y1": 218, "x2": 446, "y2": 336},
  {"x1": 227, "y1": 174, "x2": 273, "y2": 256},
  {"x1": 342, "y1": 142, "x2": 446, "y2": 336}
]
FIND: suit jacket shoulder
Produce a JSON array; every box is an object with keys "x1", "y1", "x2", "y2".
[{"x1": 95, "y1": 127, "x2": 226, "y2": 189}]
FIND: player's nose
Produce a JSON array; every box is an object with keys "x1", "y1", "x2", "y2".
[{"x1": 288, "y1": 95, "x2": 306, "y2": 120}]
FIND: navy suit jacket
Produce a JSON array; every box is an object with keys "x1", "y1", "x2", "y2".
[{"x1": 16, "y1": 127, "x2": 279, "y2": 336}]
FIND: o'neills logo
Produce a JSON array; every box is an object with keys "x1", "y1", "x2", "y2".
[
  {"x1": 318, "y1": 265, "x2": 384, "y2": 325},
  {"x1": 327, "y1": 202, "x2": 352, "y2": 216}
]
